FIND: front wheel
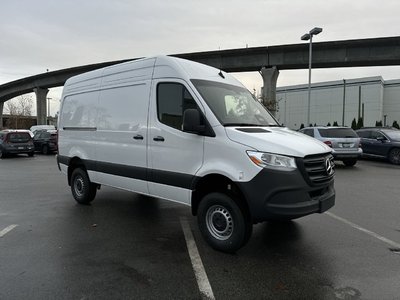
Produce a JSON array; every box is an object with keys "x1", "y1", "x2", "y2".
[
  {"x1": 197, "y1": 192, "x2": 252, "y2": 253},
  {"x1": 388, "y1": 148, "x2": 400, "y2": 165},
  {"x1": 70, "y1": 168, "x2": 97, "y2": 204}
]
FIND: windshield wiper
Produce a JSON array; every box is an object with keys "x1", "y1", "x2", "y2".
[
  {"x1": 224, "y1": 123, "x2": 261, "y2": 127},
  {"x1": 224, "y1": 123, "x2": 281, "y2": 127}
]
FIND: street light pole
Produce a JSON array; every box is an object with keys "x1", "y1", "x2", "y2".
[
  {"x1": 307, "y1": 35, "x2": 313, "y2": 126},
  {"x1": 47, "y1": 97, "x2": 52, "y2": 125},
  {"x1": 301, "y1": 27, "x2": 322, "y2": 126}
]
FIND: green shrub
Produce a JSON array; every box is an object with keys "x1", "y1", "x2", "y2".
[
  {"x1": 351, "y1": 118, "x2": 357, "y2": 130},
  {"x1": 356, "y1": 117, "x2": 363, "y2": 129}
]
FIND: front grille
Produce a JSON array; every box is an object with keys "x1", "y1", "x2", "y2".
[{"x1": 298, "y1": 154, "x2": 335, "y2": 186}]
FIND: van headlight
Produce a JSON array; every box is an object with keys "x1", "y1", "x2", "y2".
[{"x1": 246, "y1": 151, "x2": 297, "y2": 171}]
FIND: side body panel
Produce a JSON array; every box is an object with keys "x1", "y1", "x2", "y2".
[
  {"x1": 58, "y1": 59, "x2": 155, "y2": 193},
  {"x1": 58, "y1": 70, "x2": 102, "y2": 179},
  {"x1": 93, "y1": 59, "x2": 155, "y2": 194}
]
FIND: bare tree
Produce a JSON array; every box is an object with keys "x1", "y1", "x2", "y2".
[
  {"x1": 4, "y1": 95, "x2": 34, "y2": 128},
  {"x1": 18, "y1": 95, "x2": 33, "y2": 116},
  {"x1": 5, "y1": 101, "x2": 19, "y2": 115}
]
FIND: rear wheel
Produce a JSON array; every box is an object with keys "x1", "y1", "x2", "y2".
[
  {"x1": 42, "y1": 145, "x2": 49, "y2": 155},
  {"x1": 343, "y1": 159, "x2": 357, "y2": 166},
  {"x1": 70, "y1": 168, "x2": 97, "y2": 204},
  {"x1": 28, "y1": 152, "x2": 34, "y2": 157},
  {"x1": 0, "y1": 149, "x2": 5, "y2": 158},
  {"x1": 197, "y1": 192, "x2": 252, "y2": 253},
  {"x1": 388, "y1": 148, "x2": 400, "y2": 165}
]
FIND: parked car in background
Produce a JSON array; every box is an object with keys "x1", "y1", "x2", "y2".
[
  {"x1": 2, "y1": 129, "x2": 34, "y2": 138},
  {"x1": 33, "y1": 129, "x2": 58, "y2": 154},
  {"x1": 0, "y1": 130, "x2": 35, "y2": 158},
  {"x1": 300, "y1": 126, "x2": 362, "y2": 166},
  {"x1": 356, "y1": 127, "x2": 400, "y2": 165},
  {"x1": 30, "y1": 125, "x2": 56, "y2": 135}
]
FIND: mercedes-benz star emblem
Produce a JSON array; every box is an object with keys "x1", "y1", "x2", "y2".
[{"x1": 325, "y1": 158, "x2": 334, "y2": 176}]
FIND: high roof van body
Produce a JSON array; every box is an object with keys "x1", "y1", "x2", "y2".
[{"x1": 57, "y1": 56, "x2": 335, "y2": 252}]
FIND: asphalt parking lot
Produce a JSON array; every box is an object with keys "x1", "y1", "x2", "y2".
[{"x1": 1, "y1": 155, "x2": 399, "y2": 300}]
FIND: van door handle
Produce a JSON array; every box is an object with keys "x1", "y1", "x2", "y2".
[
  {"x1": 153, "y1": 136, "x2": 165, "y2": 142},
  {"x1": 133, "y1": 135, "x2": 144, "y2": 140}
]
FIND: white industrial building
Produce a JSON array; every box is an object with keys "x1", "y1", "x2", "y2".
[{"x1": 275, "y1": 77, "x2": 400, "y2": 130}]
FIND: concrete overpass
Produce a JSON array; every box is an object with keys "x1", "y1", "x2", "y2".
[{"x1": 1, "y1": 36, "x2": 400, "y2": 126}]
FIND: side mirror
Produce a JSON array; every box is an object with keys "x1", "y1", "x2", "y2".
[
  {"x1": 376, "y1": 136, "x2": 387, "y2": 142},
  {"x1": 183, "y1": 109, "x2": 205, "y2": 134}
]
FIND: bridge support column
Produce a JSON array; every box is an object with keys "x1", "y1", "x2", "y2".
[
  {"x1": 260, "y1": 66, "x2": 279, "y2": 116},
  {"x1": 0, "y1": 102, "x2": 3, "y2": 129},
  {"x1": 34, "y1": 88, "x2": 49, "y2": 125}
]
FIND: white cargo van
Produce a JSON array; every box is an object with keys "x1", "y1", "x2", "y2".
[{"x1": 57, "y1": 56, "x2": 335, "y2": 252}]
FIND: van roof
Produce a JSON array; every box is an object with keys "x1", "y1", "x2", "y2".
[{"x1": 63, "y1": 56, "x2": 244, "y2": 94}]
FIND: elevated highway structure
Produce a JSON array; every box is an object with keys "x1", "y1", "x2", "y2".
[{"x1": 1, "y1": 36, "x2": 400, "y2": 126}]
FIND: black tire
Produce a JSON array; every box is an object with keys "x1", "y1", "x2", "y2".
[
  {"x1": 0, "y1": 149, "x2": 4, "y2": 159},
  {"x1": 343, "y1": 159, "x2": 357, "y2": 166},
  {"x1": 28, "y1": 152, "x2": 34, "y2": 157},
  {"x1": 70, "y1": 168, "x2": 97, "y2": 204},
  {"x1": 197, "y1": 192, "x2": 252, "y2": 253},
  {"x1": 388, "y1": 148, "x2": 400, "y2": 165},
  {"x1": 42, "y1": 145, "x2": 49, "y2": 155}
]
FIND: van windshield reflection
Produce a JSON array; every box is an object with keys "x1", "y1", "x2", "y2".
[{"x1": 191, "y1": 79, "x2": 278, "y2": 127}]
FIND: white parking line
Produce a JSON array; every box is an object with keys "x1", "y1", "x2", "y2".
[
  {"x1": 326, "y1": 212, "x2": 400, "y2": 249},
  {"x1": 0, "y1": 224, "x2": 18, "y2": 238},
  {"x1": 180, "y1": 217, "x2": 215, "y2": 300}
]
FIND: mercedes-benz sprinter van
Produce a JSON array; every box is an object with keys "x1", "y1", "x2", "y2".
[{"x1": 57, "y1": 56, "x2": 335, "y2": 252}]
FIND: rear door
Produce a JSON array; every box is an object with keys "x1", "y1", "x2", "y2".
[
  {"x1": 358, "y1": 130, "x2": 373, "y2": 154},
  {"x1": 147, "y1": 80, "x2": 205, "y2": 205}
]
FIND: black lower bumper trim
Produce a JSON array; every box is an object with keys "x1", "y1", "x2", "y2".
[{"x1": 236, "y1": 168, "x2": 335, "y2": 222}]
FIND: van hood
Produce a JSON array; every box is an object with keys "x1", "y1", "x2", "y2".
[{"x1": 225, "y1": 126, "x2": 331, "y2": 158}]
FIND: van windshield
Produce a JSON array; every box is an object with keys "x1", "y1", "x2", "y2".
[{"x1": 191, "y1": 79, "x2": 278, "y2": 127}]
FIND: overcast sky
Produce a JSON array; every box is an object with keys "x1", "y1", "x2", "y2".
[{"x1": 1, "y1": 0, "x2": 400, "y2": 115}]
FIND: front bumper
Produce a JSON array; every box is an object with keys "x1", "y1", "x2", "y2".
[{"x1": 237, "y1": 167, "x2": 335, "y2": 222}]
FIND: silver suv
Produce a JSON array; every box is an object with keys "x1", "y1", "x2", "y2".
[{"x1": 300, "y1": 126, "x2": 362, "y2": 166}]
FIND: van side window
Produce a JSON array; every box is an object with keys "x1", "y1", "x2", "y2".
[{"x1": 157, "y1": 83, "x2": 197, "y2": 131}]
